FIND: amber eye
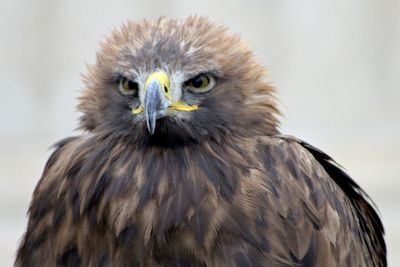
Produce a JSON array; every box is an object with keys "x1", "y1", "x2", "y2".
[
  {"x1": 184, "y1": 74, "x2": 215, "y2": 93},
  {"x1": 119, "y1": 78, "x2": 138, "y2": 96}
]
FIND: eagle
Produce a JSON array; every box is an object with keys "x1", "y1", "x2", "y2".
[{"x1": 16, "y1": 17, "x2": 386, "y2": 267}]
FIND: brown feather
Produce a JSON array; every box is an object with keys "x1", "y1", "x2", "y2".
[{"x1": 16, "y1": 16, "x2": 385, "y2": 267}]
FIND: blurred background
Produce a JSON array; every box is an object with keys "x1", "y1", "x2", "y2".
[{"x1": 0, "y1": 0, "x2": 399, "y2": 265}]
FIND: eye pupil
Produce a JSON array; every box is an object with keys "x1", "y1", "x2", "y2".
[
  {"x1": 191, "y1": 77, "x2": 203, "y2": 88},
  {"x1": 184, "y1": 74, "x2": 214, "y2": 93},
  {"x1": 190, "y1": 75, "x2": 209, "y2": 88},
  {"x1": 164, "y1": 86, "x2": 168, "y2": 93},
  {"x1": 120, "y1": 78, "x2": 138, "y2": 96},
  {"x1": 125, "y1": 80, "x2": 138, "y2": 91}
]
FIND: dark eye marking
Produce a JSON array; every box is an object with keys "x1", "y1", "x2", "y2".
[
  {"x1": 119, "y1": 78, "x2": 139, "y2": 97},
  {"x1": 183, "y1": 73, "x2": 215, "y2": 93}
]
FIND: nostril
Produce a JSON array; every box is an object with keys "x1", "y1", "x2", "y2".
[{"x1": 164, "y1": 86, "x2": 168, "y2": 93}]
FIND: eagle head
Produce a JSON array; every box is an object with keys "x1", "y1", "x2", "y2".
[{"x1": 79, "y1": 16, "x2": 279, "y2": 147}]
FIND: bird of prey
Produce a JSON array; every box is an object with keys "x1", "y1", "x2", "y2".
[{"x1": 16, "y1": 17, "x2": 386, "y2": 267}]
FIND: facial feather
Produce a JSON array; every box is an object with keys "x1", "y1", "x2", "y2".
[{"x1": 78, "y1": 16, "x2": 279, "y2": 145}]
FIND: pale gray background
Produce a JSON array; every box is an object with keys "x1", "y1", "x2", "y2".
[{"x1": 1, "y1": 0, "x2": 399, "y2": 266}]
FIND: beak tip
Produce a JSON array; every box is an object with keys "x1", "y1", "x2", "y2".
[
  {"x1": 146, "y1": 120, "x2": 155, "y2": 136},
  {"x1": 146, "y1": 112, "x2": 157, "y2": 136}
]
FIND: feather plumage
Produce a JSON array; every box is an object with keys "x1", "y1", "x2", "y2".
[{"x1": 16, "y1": 16, "x2": 386, "y2": 267}]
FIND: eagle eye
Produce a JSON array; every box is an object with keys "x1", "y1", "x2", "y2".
[
  {"x1": 119, "y1": 78, "x2": 139, "y2": 96},
  {"x1": 184, "y1": 74, "x2": 215, "y2": 93}
]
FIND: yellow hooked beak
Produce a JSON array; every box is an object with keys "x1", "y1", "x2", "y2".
[{"x1": 132, "y1": 71, "x2": 198, "y2": 134}]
